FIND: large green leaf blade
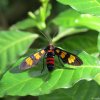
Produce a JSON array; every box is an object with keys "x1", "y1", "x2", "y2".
[
  {"x1": 0, "y1": 51, "x2": 100, "y2": 97},
  {"x1": 40, "y1": 80, "x2": 100, "y2": 100},
  {"x1": 55, "y1": 32, "x2": 98, "y2": 54},
  {"x1": 52, "y1": 9, "x2": 100, "y2": 31},
  {"x1": 57, "y1": 0, "x2": 100, "y2": 16},
  {"x1": 53, "y1": 29, "x2": 99, "y2": 54},
  {"x1": 52, "y1": 9, "x2": 80, "y2": 28},
  {"x1": 0, "y1": 30, "x2": 38, "y2": 75}
]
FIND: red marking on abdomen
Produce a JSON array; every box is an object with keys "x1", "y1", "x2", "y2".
[
  {"x1": 46, "y1": 61, "x2": 54, "y2": 65},
  {"x1": 47, "y1": 57, "x2": 54, "y2": 61}
]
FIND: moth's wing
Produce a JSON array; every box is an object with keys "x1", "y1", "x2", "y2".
[
  {"x1": 19, "y1": 49, "x2": 46, "y2": 70},
  {"x1": 54, "y1": 47, "x2": 83, "y2": 66}
]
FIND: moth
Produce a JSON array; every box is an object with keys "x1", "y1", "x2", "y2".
[{"x1": 19, "y1": 32, "x2": 83, "y2": 72}]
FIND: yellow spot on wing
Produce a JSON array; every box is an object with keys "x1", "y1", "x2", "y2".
[
  {"x1": 60, "y1": 51, "x2": 67, "y2": 58},
  {"x1": 41, "y1": 50, "x2": 45, "y2": 54},
  {"x1": 34, "y1": 52, "x2": 41, "y2": 60},
  {"x1": 26, "y1": 57, "x2": 30, "y2": 62},
  {"x1": 68, "y1": 55, "x2": 75, "y2": 64},
  {"x1": 56, "y1": 49, "x2": 60, "y2": 53},
  {"x1": 25, "y1": 57, "x2": 33, "y2": 66}
]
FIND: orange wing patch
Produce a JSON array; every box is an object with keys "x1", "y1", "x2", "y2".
[
  {"x1": 55, "y1": 47, "x2": 83, "y2": 66},
  {"x1": 25, "y1": 57, "x2": 34, "y2": 66},
  {"x1": 20, "y1": 49, "x2": 46, "y2": 70},
  {"x1": 68, "y1": 55, "x2": 75, "y2": 64},
  {"x1": 60, "y1": 51, "x2": 67, "y2": 58},
  {"x1": 34, "y1": 49, "x2": 45, "y2": 60},
  {"x1": 34, "y1": 52, "x2": 41, "y2": 60},
  {"x1": 41, "y1": 50, "x2": 45, "y2": 54}
]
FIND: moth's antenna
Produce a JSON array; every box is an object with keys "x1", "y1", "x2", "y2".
[
  {"x1": 52, "y1": 30, "x2": 58, "y2": 43},
  {"x1": 38, "y1": 30, "x2": 51, "y2": 43}
]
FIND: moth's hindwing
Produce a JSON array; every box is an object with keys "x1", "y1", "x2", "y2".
[
  {"x1": 19, "y1": 49, "x2": 46, "y2": 70},
  {"x1": 54, "y1": 47, "x2": 83, "y2": 66}
]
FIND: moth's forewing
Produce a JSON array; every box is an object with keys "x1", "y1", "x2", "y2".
[
  {"x1": 54, "y1": 47, "x2": 83, "y2": 66},
  {"x1": 19, "y1": 49, "x2": 46, "y2": 70}
]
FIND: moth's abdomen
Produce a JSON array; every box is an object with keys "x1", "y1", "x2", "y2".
[
  {"x1": 46, "y1": 50, "x2": 55, "y2": 72},
  {"x1": 46, "y1": 58, "x2": 54, "y2": 64},
  {"x1": 46, "y1": 57, "x2": 54, "y2": 72}
]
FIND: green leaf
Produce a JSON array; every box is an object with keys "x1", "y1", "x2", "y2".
[
  {"x1": 98, "y1": 33, "x2": 100, "y2": 52},
  {"x1": 57, "y1": 0, "x2": 100, "y2": 16},
  {"x1": 0, "y1": 0, "x2": 8, "y2": 9},
  {"x1": 0, "y1": 30, "x2": 38, "y2": 75},
  {"x1": 94, "y1": 73, "x2": 100, "y2": 85},
  {"x1": 52, "y1": 9, "x2": 100, "y2": 31},
  {"x1": 10, "y1": 18, "x2": 37, "y2": 30},
  {"x1": 0, "y1": 51, "x2": 100, "y2": 97},
  {"x1": 52, "y1": 9, "x2": 80, "y2": 28},
  {"x1": 40, "y1": 80, "x2": 100, "y2": 100},
  {"x1": 55, "y1": 31, "x2": 98, "y2": 54},
  {"x1": 78, "y1": 14, "x2": 100, "y2": 31}
]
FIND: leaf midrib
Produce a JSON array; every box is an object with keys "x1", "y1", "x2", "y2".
[{"x1": 0, "y1": 77, "x2": 43, "y2": 94}]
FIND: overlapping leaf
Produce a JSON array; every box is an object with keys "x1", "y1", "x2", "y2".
[
  {"x1": 57, "y1": 0, "x2": 100, "y2": 16},
  {"x1": 0, "y1": 50, "x2": 100, "y2": 97},
  {"x1": 52, "y1": 9, "x2": 100, "y2": 31},
  {"x1": 40, "y1": 80, "x2": 100, "y2": 100},
  {"x1": 0, "y1": 30, "x2": 38, "y2": 76},
  {"x1": 55, "y1": 32, "x2": 98, "y2": 54}
]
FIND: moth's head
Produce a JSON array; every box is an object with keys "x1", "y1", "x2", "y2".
[{"x1": 46, "y1": 44, "x2": 54, "y2": 50}]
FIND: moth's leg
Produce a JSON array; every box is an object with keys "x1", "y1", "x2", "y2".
[
  {"x1": 41, "y1": 54, "x2": 46, "y2": 73},
  {"x1": 57, "y1": 56, "x2": 65, "y2": 68},
  {"x1": 57, "y1": 56, "x2": 75, "y2": 70}
]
